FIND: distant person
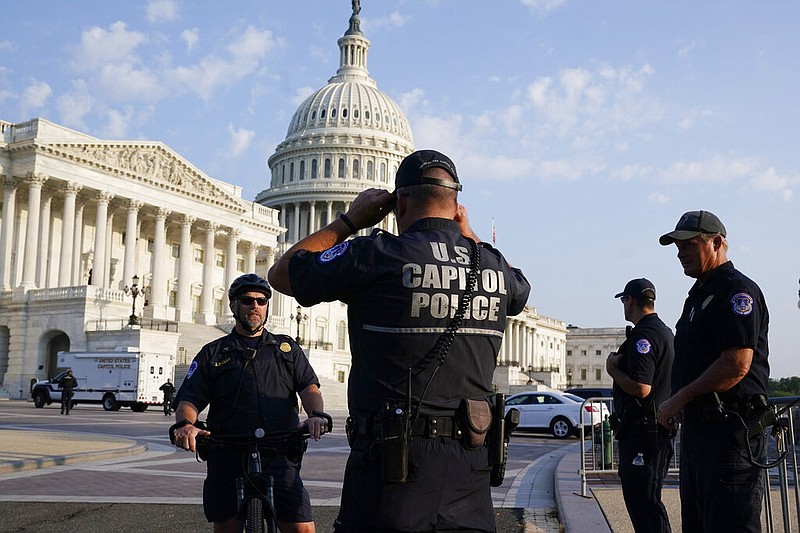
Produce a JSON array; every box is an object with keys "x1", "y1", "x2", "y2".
[
  {"x1": 159, "y1": 378, "x2": 176, "y2": 416},
  {"x1": 606, "y1": 278, "x2": 674, "y2": 533},
  {"x1": 60, "y1": 369, "x2": 77, "y2": 415},
  {"x1": 171, "y1": 274, "x2": 326, "y2": 533},
  {"x1": 656, "y1": 211, "x2": 770, "y2": 532}
]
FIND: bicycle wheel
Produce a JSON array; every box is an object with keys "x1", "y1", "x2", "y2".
[{"x1": 244, "y1": 498, "x2": 266, "y2": 533}]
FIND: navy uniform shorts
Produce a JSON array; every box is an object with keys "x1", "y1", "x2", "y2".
[{"x1": 203, "y1": 447, "x2": 313, "y2": 524}]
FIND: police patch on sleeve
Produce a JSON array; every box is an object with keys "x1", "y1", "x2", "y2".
[
  {"x1": 186, "y1": 360, "x2": 198, "y2": 380},
  {"x1": 318, "y1": 241, "x2": 350, "y2": 264},
  {"x1": 731, "y1": 293, "x2": 754, "y2": 316},
  {"x1": 635, "y1": 339, "x2": 652, "y2": 354}
]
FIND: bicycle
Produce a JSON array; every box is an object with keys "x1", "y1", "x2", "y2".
[{"x1": 187, "y1": 411, "x2": 333, "y2": 533}]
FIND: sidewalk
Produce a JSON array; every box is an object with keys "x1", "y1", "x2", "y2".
[{"x1": 0, "y1": 427, "x2": 639, "y2": 532}]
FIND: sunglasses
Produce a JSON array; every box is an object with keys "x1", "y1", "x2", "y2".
[{"x1": 238, "y1": 296, "x2": 268, "y2": 306}]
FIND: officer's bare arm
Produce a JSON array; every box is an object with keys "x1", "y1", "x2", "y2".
[
  {"x1": 298, "y1": 384, "x2": 326, "y2": 440},
  {"x1": 268, "y1": 188, "x2": 395, "y2": 295},
  {"x1": 657, "y1": 347, "x2": 753, "y2": 426},
  {"x1": 173, "y1": 400, "x2": 210, "y2": 452}
]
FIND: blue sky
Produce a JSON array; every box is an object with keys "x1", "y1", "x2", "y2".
[{"x1": 2, "y1": 1, "x2": 798, "y2": 377}]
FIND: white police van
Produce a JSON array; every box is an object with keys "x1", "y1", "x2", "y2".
[{"x1": 31, "y1": 348, "x2": 175, "y2": 412}]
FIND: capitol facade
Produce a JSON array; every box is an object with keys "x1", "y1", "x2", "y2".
[{"x1": 0, "y1": 4, "x2": 568, "y2": 400}]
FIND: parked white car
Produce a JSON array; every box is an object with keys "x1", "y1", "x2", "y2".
[{"x1": 505, "y1": 390, "x2": 610, "y2": 439}]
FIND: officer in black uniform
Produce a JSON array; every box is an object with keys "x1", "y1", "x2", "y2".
[
  {"x1": 606, "y1": 278, "x2": 674, "y2": 533},
  {"x1": 657, "y1": 211, "x2": 770, "y2": 533},
  {"x1": 269, "y1": 149, "x2": 531, "y2": 532},
  {"x1": 60, "y1": 369, "x2": 77, "y2": 415},
  {"x1": 159, "y1": 378, "x2": 175, "y2": 416},
  {"x1": 171, "y1": 274, "x2": 326, "y2": 533}
]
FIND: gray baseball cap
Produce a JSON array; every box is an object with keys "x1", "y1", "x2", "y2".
[{"x1": 659, "y1": 210, "x2": 727, "y2": 245}]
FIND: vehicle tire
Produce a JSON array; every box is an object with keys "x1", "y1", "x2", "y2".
[
  {"x1": 130, "y1": 403, "x2": 148, "y2": 412},
  {"x1": 102, "y1": 393, "x2": 120, "y2": 412},
  {"x1": 550, "y1": 417, "x2": 574, "y2": 439},
  {"x1": 32, "y1": 392, "x2": 47, "y2": 408},
  {"x1": 244, "y1": 498, "x2": 266, "y2": 533}
]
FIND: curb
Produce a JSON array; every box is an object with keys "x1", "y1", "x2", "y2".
[{"x1": 553, "y1": 442, "x2": 612, "y2": 533}]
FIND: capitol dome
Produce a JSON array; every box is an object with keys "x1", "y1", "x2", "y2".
[{"x1": 256, "y1": 4, "x2": 415, "y2": 245}]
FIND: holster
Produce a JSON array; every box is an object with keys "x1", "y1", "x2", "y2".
[
  {"x1": 458, "y1": 398, "x2": 493, "y2": 449},
  {"x1": 733, "y1": 395, "x2": 777, "y2": 445}
]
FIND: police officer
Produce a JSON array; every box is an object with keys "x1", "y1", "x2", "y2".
[
  {"x1": 606, "y1": 278, "x2": 674, "y2": 533},
  {"x1": 60, "y1": 369, "x2": 77, "y2": 415},
  {"x1": 159, "y1": 378, "x2": 175, "y2": 416},
  {"x1": 269, "y1": 149, "x2": 531, "y2": 532},
  {"x1": 171, "y1": 274, "x2": 326, "y2": 533},
  {"x1": 656, "y1": 211, "x2": 770, "y2": 533}
]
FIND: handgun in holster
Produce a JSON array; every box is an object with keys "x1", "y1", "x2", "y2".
[
  {"x1": 380, "y1": 403, "x2": 410, "y2": 483},
  {"x1": 488, "y1": 393, "x2": 519, "y2": 487}
]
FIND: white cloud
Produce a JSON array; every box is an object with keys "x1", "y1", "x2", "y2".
[
  {"x1": 226, "y1": 124, "x2": 255, "y2": 157},
  {"x1": 98, "y1": 63, "x2": 162, "y2": 102},
  {"x1": 71, "y1": 22, "x2": 147, "y2": 72},
  {"x1": 520, "y1": 0, "x2": 568, "y2": 16},
  {"x1": 57, "y1": 80, "x2": 94, "y2": 131},
  {"x1": 658, "y1": 156, "x2": 758, "y2": 184},
  {"x1": 397, "y1": 88, "x2": 425, "y2": 111},
  {"x1": 20, "y1": 81, "x2": 52, "y2": 114},
  {"x1": 181, "y1": 28, "x2": 199, "y2": 53},
  {"x1": 362, "y1": 11, "x2": 410, "y2": 32},
  {"x1": 0, "y1": 40, "x2": 13, "y2": 53},
  {"x1": 648, "y1": 192, "x2": 670, "y2": 204},
  {"x1": 102, "y1": 107, "x2": 134, "y2": 138},
  {"x1": 747, "y1": 167, "x2": 794, "y2": 201},
  {"x1": 147, "y1": 0, "x2": 179, "y2": 24},
  {"x1": 290, "y1": 86, "x2": 315, "y2": 106}
]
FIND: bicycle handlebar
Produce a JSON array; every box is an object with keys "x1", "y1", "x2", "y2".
[{"x1": 195, "y1": 410, "x2": 333, "y2": 448}]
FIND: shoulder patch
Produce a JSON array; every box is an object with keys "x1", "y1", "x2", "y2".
[
  {"x1": 279, "y1": 342, "x2": 292, "y2": 353},
  {"x1": 186, "y1": 360, "x2": 198, "y2": 380},
  {"x1": 635, "y1": 339, "x2": 652, "y2": 354},
  {"x1": 318, "y1": 241, "x2": 350, "y2": 264},
  {"x1": 731, "y1": 293, "x2": 754, "y2": 316}
]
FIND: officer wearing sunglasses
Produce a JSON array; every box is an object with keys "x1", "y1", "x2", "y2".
[{"x1": 171, "y1": 273, "x2": 326, "y2": 533}]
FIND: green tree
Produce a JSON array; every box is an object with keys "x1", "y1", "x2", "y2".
[{"x1": 768, "y1": 376, "x2": 800, "y2": 397}]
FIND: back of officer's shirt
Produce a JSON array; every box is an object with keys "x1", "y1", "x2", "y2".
[{"x1": 289, "y1": 218, "x2": 530, "y2": 415}]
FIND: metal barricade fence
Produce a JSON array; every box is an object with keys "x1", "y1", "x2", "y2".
[{"x1": 576, "y1": 395, "x2": 800, "y2": 532}]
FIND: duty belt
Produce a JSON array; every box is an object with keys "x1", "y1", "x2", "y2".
[
  {"x1": 683, "y1": 394, "x2": 767, "y2": 424},
  {"x1": 348, "y1": 414, "x2": 462, "y2": 439}
]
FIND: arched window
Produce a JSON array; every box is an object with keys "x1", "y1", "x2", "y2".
[
  {"x1": 324, "y1": 158, "x2": 331, "y2": 178},
  {"x1": 352, "y1": 160, "x2": 360, "y2": 179},
  {"x1": 342, "y1": 108, "x2": 348, "y2": 118},
  {"x1": 354, "y1": 109, "x2": 359, "y2": 119},
  {"x1": 331, "y1": 108, "x2": 337, "y2": 118},
  {"x1": 365, "y1": 110, "x2": 370, "y2": 120},
  {"x1": 366, "y1": 160, "x2": 374, "y2": 180},
  {"x1": 337, "y1": 321, "x2": 347, "y2": 351},
  {"x1": 338, "y1": 158, "x2": 345, "y2": 178},
  {"x1": 300, "y1": 160, "x2": 306, "y2": 180},
  {"x1": 311, "y1": 110, "x2": 316, "y2": 120},
  {"x1": 290, "y1": 162, "x2": 295, "y2": 181},
  {"x1": 321, "y1": 109, "x2": 326, "y2": 119},
  {"x1": 311, "y1": 159, "x2": 318, "y2": 179},
  {"x1": 379, "y1": 162, "x2": 386, "y2": 182}
]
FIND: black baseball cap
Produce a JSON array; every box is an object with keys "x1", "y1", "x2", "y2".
[
  {"x1": 659, "y1": 210, "x2": 727, "y2": 245},
  {"x1": 395, "y1": 149, "x2": 462, "y2": 191},
  {"x1": 614, "y1": 278, "x2": 656, "y2": 300}
]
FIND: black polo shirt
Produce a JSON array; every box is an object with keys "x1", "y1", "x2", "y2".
[
  {"x1": 177, "y1": 330, "x2": 319, "y2": 433},
  {"x1": 612, "y1": 313, "x2": 674, "y2": 420},
  {"x1": 673, "y1": 261, "x2": 769, "y2": 402},
  {"x1": 289, "y1": 217, "x2": 531, "y2": 416}
]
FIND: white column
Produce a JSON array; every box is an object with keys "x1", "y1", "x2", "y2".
[
  {"x1": 21, "y1": 173, "x2": 48, "y2": 288},
  {"x1": 326, "y1": 201, "x2": 333, "y2": 227},
  {"x1": 149, "y1": 207, "x2": 171, "y2": 314},
  {"x1": 292, "y1": 203, "x2": 300, "y2": 243},
  {"x1": 104, "y1": 209, "x2": 115, "y2": 288},
  {"x1": 308, "y1": 201, "x2": 316, "y2": 236},
  {"x1": 91, "y1": 191, "x2": 113, "y2": 287},
  {"x1": 36, "y1": 192, "x2": 52, "y2": 288},
  {"x1": 72, "y1": 202, "x2": 85, "y2": 285},
  {"x1": 58, "y1": 182, "x2": 81, "y2": 287},
  {"x1": 223, "y1": 228, "x2": 240, "y2": 316},
  {"x1": 247, "y1": 242, "x2": 258, "y2": 274},
  {"x1": 279, "y1": 207, "x2": 286, "y2": 244},
  {"x1": 175, "y1": 214, "x2": 195, "y2": 322},
  {"x1": 199, "y1": 221, "x2": 218, "y2": 324},
  {"x1": 122, "y1": 200, "x2": 143, "y2": 290},
  {"x1": 0, "y1": 177, "x2": 18, "y2": 290}
]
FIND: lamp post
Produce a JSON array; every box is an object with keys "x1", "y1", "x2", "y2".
[
  {"x1": 123, "y1": 275, "x2": 141, "y2": 326},
  {"x1": 290, "y1": 305, "x2": 308, "y2": 345},
  {"x1": 526, "y1": 364, "x2": 535, "y2": 385}
]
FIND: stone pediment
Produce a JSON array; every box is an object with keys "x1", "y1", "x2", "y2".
[{"x1": 45, "y1": 142, "x2": 244, "y2": 210}]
